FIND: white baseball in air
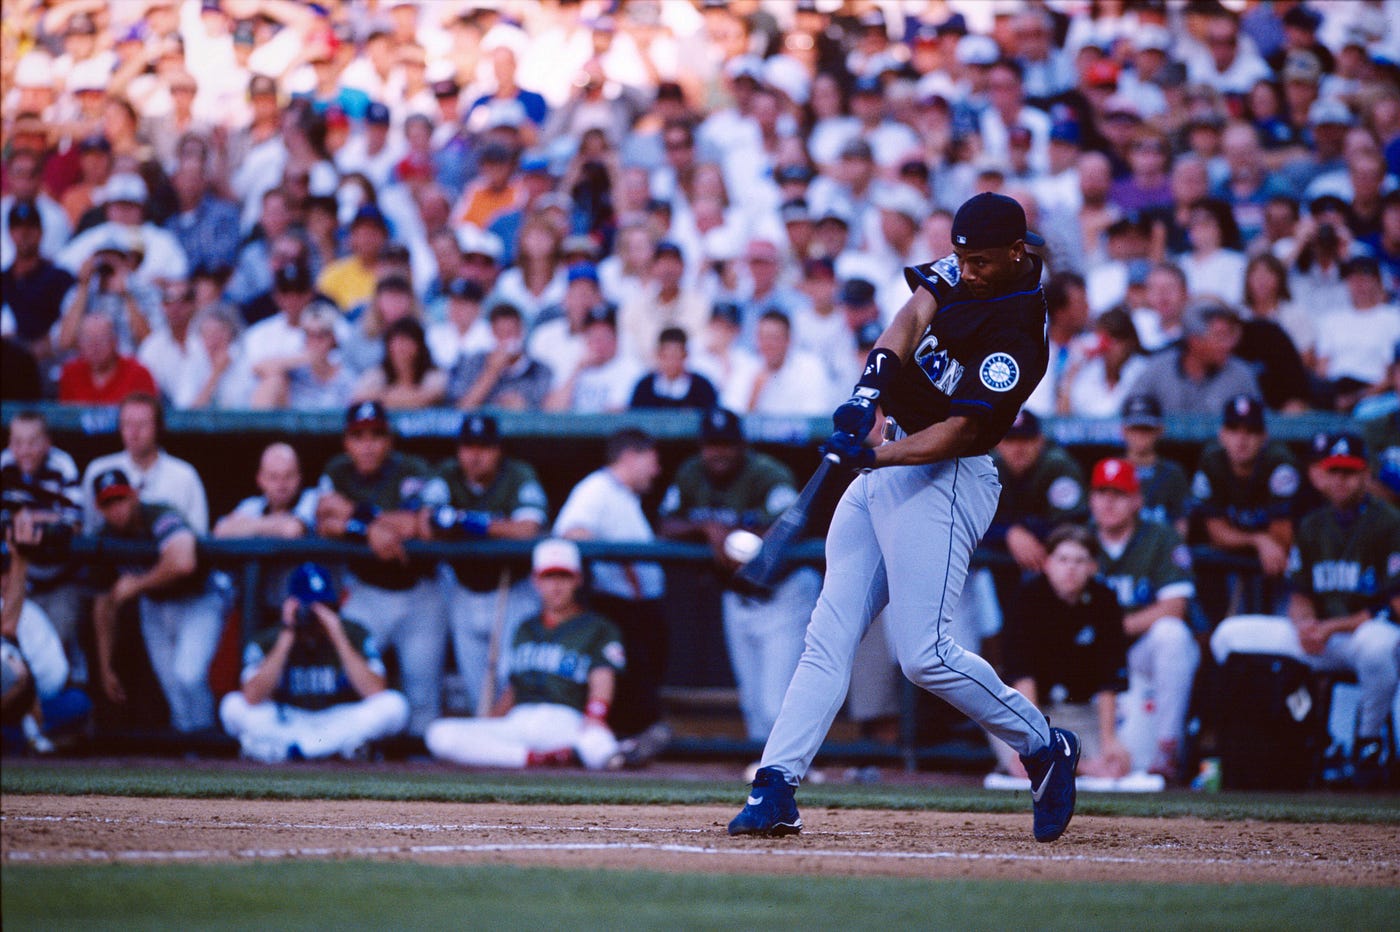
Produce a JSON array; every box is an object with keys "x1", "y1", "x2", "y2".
[{"x1": 724, "y1": 530, "x2": 764, "y2": 564}]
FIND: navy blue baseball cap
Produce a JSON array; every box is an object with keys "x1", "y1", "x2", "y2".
[
  {"x1": 700, "y1": 407, "x2": 744, "y2": 444},
  {"x1": 1221, "y1": 394, "x2": 1266, "y2": 432},
  {"x1": 365, "y1": 102, "x2": 391, "y2": 125},
  {"x1": 654, "y1": 240, "x2": 683, "y2": 261},
  {"x1": 951, "y1": 192, "x2": 1045, "y2": 249},
  {"x1": 351, "y1": 204, "x2": 388, "y2": 230},
  {"x1": 1121, "y1": 394, "x2": 1163, "y2": 429},
  {"x1": 345, "y1": 399, "x2": 389, "y2": 433},
  {"x1": 93, "y1": 468, "x2": 137, "y2": 505},
  {"x1": 446, "y1": 277, "x2": 485, "y2": 302},
  {"x1": 458, "y1": 413, "x2": 500, "y2": 446},
  {"x1": 1311, "y1": 432, "x2": 1368, "y2": 471},
  {"x1": 7, "y1": 200, "x2": 41, "y2": 228},
  {"x1": 711, "y1": 301, "x2": 742, "y2": 326},
  {"x1": 776, "y1": 164, "x2": 815, "y2": 185},
  {"x1": 288, "y1": 562, "x2": 338, "y2": 605},
  {"x1": 856, "y1": 320, "x2": 883, "y2": 350},
  {"x1": 273, "y1": 260, "x2": 312, "y2": 292},
  {"x1": 840, "y1": 278, "x2": 877, "y2": 306}
]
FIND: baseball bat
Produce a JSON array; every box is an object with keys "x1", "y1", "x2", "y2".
[
  {"x1": 475, "y1": 566, "x2": 512, "y2": 717},
  {"x1": 734, "y1": 452, "x2": 839, "y2": 592}
]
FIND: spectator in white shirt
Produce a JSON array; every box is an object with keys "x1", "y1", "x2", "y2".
[
  {"x1": 1314, "y1": 256, "x2": 1400, "y2": 412},
  {"x1": 618, "y1": 240, "x2": 710, "y2": 365},
  {"x1": 138, "y1": 281, "x2": 207, "y2": 405},
  {"x1": 743, "y1": 310, "x2": 833, "y2": 415},
  {"x1": 691, "y1": 301, "x2": 763, "y2": 414},
  {"x1": 530, "y1": 264, "x2": 603, "y2": 391},
  {"x1": 81, "y1": 393, "x2": 209, "y2": 534},
  {"x1": 1179, "y1": 199, "x2": 1247, "y2": 306},
  {"x1": 545, "y1": 304, "x2": 643, "y2": 413},
  {"x1": 178, "y1": 304, "x2": 256, "y2": 410},
  {"x1": 56, "y1": 173, "x2": 189, "y2": 289},
  {"x1": 426, "y1": 277, "x2": 493, "y2": 370}
]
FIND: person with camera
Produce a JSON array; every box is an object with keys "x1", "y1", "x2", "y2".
[
  {"x1": 2, "y1": 513, "x2": 92, "y2": 755},
  {"x1": 218, "y1": 562, "x2": 410, "y2": 763},
  {"x1": 53, "y1": 242, "x2": 159, "y2": 359},
  {"x1": 1, "y1": 412, "x2": 85, "y2": 678},
  {"x1": 90, "y1": 467, "x2": 225, "y2": 734}
]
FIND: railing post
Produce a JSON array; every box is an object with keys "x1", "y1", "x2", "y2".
[{"x1": 241, "y1": 559, "x2": 262, "y2": 642}]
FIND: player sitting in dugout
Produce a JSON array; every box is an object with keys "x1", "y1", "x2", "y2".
[{"x1": 424, "y1": 538, "x2": 626, "y2": 771}]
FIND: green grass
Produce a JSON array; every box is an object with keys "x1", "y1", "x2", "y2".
[
  {"x1": 5, "y1": 760, "x2": 1399, "y2": 824},
  {"x1": 3, "y1": 863, "x2": 1395, "y2": 931}
]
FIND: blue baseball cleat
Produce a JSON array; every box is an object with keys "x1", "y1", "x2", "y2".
[
  {"x1": 1020, "y1": 727, "x2": 1080, "y2": 843},
  {"x1": 727, "y1": 766, "x2": 803, "y2": 836}
]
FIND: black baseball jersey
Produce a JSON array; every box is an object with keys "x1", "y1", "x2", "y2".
[
  {"x1": 1289, "y1": 496, "x2": 1400, "y2": 619},
  {"x1": 507, "y1": 610, "x2": 626, "y2": 710},
  {"x1": 242, "y1": 618, "x2": 385, "y2": 712},
  {"x1": 886, "y1": 253, "x2": 1049, "y2": 455},
  {"x1": 437, "y1": 457, "x2": 547, "y2": 591},
  {"x1": 1190, "y1": 440, "x2": 1300, "y2": 532},
  {"x1": 1135, "y1": 458, "x2": 1190, "y2": 528},
  {"x1": 1002, "y1": 575, "x2": 1128, "y2": 703}
]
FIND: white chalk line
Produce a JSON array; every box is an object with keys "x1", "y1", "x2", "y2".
[{"x1": 3, "y1": 815, "x2": 1394, "y2": 871}]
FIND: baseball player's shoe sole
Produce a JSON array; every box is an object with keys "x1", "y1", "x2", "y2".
[
  {"x1": 1020, "y1": 727, "x2": 1080, "y2": 843},
  {"x1": 727, "y1": 766, "x2": 803, "y2": 836}
]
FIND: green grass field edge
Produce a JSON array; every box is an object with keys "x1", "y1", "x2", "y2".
[{"x1": 5, "y1": 761, "x2": 1400, "y2": 824}]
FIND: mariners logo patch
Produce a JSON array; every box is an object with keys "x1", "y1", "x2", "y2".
[
  {"x1": 979, "y1": 353, "x2": 1019, "y2": 392},
  {"x1": 930, "y1": 255, "x2": 961, "y2": 285}
]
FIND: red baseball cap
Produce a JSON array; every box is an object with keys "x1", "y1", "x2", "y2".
[{"x1": 1091, "y1": 457, "x2": 1140, "y2": 494}]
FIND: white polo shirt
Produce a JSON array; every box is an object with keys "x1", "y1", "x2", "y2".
[{"x1": 553, "y1": 468, "x2": 665, "y2": 600}]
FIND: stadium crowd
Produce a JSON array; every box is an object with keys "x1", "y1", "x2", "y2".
[{"x1": 3, "y1": 0, "x2": 1400, "y2": 787}]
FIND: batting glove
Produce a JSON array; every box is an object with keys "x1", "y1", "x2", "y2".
[{"x1": 821, "y1": 431, "x2": 875, "y2": 472}]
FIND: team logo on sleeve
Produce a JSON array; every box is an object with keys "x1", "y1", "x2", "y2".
[
  {"x1": 1269, "y1": 464, "x2": 1299, "y2": 497},
  {"x1": 979, "y1": 353, "x2": 1020, "y2": 392},
  {"x1": 930, "y1": 255, "x2": 960, "y2": 285},
  {"x1": 1047, "y1": 476, "x2": 1083, "y2": 511}
]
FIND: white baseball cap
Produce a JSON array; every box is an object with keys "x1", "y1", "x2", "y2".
[
  {"x1": 67, "y1": 58, "x2": 113, "y2": 94},
  {"x1": 15, "y1": 52, "x2": 54, "y2": 89},
  {"x1": 455, "y1": 224, "x2": 504, "y2": 261},
  {"x1": 533, "y1": 538, "x2": 582, "y2": 576},
  {"x1": 97, "y1": 172, "x2": 149, "y2": 206}
]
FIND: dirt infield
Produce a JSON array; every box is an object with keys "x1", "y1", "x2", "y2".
[{"x1": 4, "y1": 794, "x2": 1397, "y2": 886}]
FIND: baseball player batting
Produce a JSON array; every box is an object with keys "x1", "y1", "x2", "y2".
[{"x1": 729, "y1": 192, "x2": 1081, "y2": 843}]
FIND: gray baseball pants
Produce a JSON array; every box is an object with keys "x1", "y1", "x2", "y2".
[{"x1": 760, "y1": 455, "x2": 1052, "y2": 781}]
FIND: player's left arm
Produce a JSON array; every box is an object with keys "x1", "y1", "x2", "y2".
[
  {"x1": 583, "y1": 665, "x2": 616, "y2": 730},
  {"x1": 872, "y1": 415, "x2": 980, "y2": 467},
  {"x1": 874, "y1": 288, "x2": 938, "y2": 363}
]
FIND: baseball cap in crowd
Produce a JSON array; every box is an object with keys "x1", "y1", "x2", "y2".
[
  {"x1": 248, "y1": 73, "x2": 277, "y2": 98},
  {"x1": 584, "y1": 303, "x2": 617, "y2": 328},
  {"x1": 560, "y1": 235, "x2": 598, "y2": 260},
  {"x1": 458, "y1": 413, "x2": 500, "y2": 446},
  {"x1": 1221, "y1": 394, "x2": 1266, "y2": 432},
  {"x1": 654, "y1": 240, "x2": 683, "y2": 261},
  {"x1": 97, "y1": 172, "x2": 149, "y2": 206},
  {"x1": 520, "y1": 153, "x2": 552, "y2": 176},
  {"x1": 532, "y1": 538, "x2": 582, "y2": 577},
  {"x1": 1183, "y1": 299, "x2": 1240, "y2": 335},
  {"x1": 431, "y1": 76, "x2": 460, "y2": 98},
  {"x1": 1282, "y1": 50, "x2": 1322, "y2": 84},
  {"x1": 456, "y1": 225, "x2": 504, "y2": 262},
  {"x1": 1134, "y1": 25, "x2": 1171, "y2": 53},
  {"x1": 93, "y1": 468, "x2": 137, "y2": 505},
  {"x1": 951, "y1": 192, "x2": 1045, "y2": 249},
  {"x1": 874, "y1": 184, "x2": 928, "y2": 224},
  {"x1": 13, "y1": 52, "x2": 53, "y2": 89},
  {"x1": 7, "y1": 201, "x2": 42, "y2": 228},
  {"x1": 1342, "y1": 255, "x2": 1382, "y2": 279},
  {"x1": 839, "y1": 137, "x2": 874, "y2": 161},
  {"x1": 67, "y1": 58, "x2": 111, "y2": 94},
  {"x1": 351, "y1": 204, "x2": 388, "y2": 230},
  {"x1": 840, "y1": 278, "x2": 877, "y2": 306},
  {"x1": 956, "y1": 34, "x2": 999, "y2": 67},
  {"x1": 1308, "y1": 98, "x2": 1355, "y2": 127},
  {"x1": 345, "y1": 400, "x2": 389, "y2": 434},
  {"x1": 1282, "y1": 5, "x2": 1324, "y2": 32},
  {"x1": 852, "y1": 74, "x2": 883, "y2": 97},
  {"x1": 273, "y1": 260, "x2": 312, "y2": 293},
  {"x1": 1084, "y1": 59, "x2": 1119, "y2": 88},
  {"x1": 364, "y1": 102, "x2": 391, "y2": 125},
  {"x1": 1121, "y1": 394, "x2": 1163, "y2": 429},
  {"x1": 776, "y1": 164, "x2": 815, "y2": 185},
  {"x1": 1004, "y1": 409, "x2": 1042, "y2": 439},
  {"x1": 856, "y1": 320, "x2": 884, "y2": 351},
  {"x1": 779, "y1": 198, "x2": 812, "y2": 224},
  {"x1": 446, "y1": 277, "x2": 485, "y2": 302},
  {"x1": 566, "y1": 262, "x2": 599, "y2": 285},
  {"x1": 1310, "y1": 432, "x2": 1368, "y2": 471},
  {"x1": 1092, "y1": 457, "x2": 1140, "y2": 494},
  {"x1": 1049, "y1": 121, "x2": 1082, "y2": 146},
  {"x1": 288, "y1": 562, "x2": 339, "y2": 606},
  {"x1": 700, "y1": 407, "x2": 744, "y2": 445},
  {"x1": 711, "y1": 301, "x2": 742, "y2": 327}
]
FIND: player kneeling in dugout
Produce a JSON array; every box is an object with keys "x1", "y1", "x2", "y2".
[
  {"x1": 219, "y1": 563, "x2": 410, "y2": 763},
  {"x1": 424, "y1": 539, "x2": 627, "y2": 770}
]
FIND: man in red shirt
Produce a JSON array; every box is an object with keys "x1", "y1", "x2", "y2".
[{"x1": 58, "y1": 315, "x2": 157, "y2": 404}]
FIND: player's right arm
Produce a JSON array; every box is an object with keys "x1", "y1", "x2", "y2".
[{"x1": 872, "y1": 415, "x2": 979, "y2": 467}]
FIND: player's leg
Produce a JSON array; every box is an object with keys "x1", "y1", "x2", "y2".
[
  {"x1": 424, "y1": 709, "x2": 531, "y2": 767},
  {"x1": 219, "y1": 691, "x2": 295, "y2": 762},
  {"x1": 757, "y1": 473, "x2": 890, "y2": 781},
  {"x1": 720, "y1": 590, "x2": 766, "y2": 741},
  {"x1": 1326, "y1": 618, "x2": 1400, "y2": 741},
  {"x1": 388, "y1": 577, "x2": 449, "y2": 735},
  {"x1": 876, "y1": 460, "x2": 1050, "y2": 756},
  {"x1": 444, "y1": 570, "x2": 490, "y2": 712},
  {"x1": 136, "y1": 598, "x2": 182, "y2": 727},
  {"x1": 293, "y1": 692, "x2": 411, "y2": 758},
  {"x1": 756, "y1": 568, "x2": 821, "y2": 743},
  {"x1": 167, "y1": 592, "x2": 224, "y2": 733},
  {"x1": 1135, "y1": 615, "x2": 1199, "y2": 776}
]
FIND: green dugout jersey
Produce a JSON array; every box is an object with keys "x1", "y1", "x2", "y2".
[
  {"x1": 310, "y1": 451, "x2": 447, "y2": 589},
  {"x1": 1135, "y1": 458, "x2": 1190, "y2": 528},
  {"x1": 1289, "y1": 497, "x2": 1400, "y2": 619},
  {"x1": 990, "y1": 442, "x2": 1087, "y2": 542},
  {"x1": 507, "y1": 610, "x2": 626, "y2": 710},
  {"x1": 1189, "y1": 440, "x2": 1300, "y2": 532},
  {"x1": 1362, "y1": 410, "x2": 1400, "y2": 492},
  {"x1": 242, "y1": 617, "x2": 385, "y2": 712},
  {"x1": 658, "y1": 451, "x2": 799, "y2": 530},
  {"x1": 1096, "y1": 519, "x2": 1196, "y2": 613},
  {"x1": 93, "y1": 503, "x2": 210, "y2": 601},
  {"x1": 437, "y1": 457, "x2": 548, "y2": 590}
]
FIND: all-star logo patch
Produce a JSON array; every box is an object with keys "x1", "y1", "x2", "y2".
[{"x1": 979, "y1": 353, "x2": 1019, "y2": 392}]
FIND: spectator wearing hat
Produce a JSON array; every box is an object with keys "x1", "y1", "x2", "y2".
[
  {"x1": 806, "y1": 138, "x2": 880, "y2": 251},
  {"x1": 307, "y1": 401, "x2": 450, "y2": 735},
  {"x1": 2, "y1": 200, "x2": 75, "y2": 363},
  {"x1": 317, "y1": 205, "x2": 390, "y2": 312},
  {"x1": 451, "y1": 142, "x2": 524, "y2": 231},
  {"x1": 424, "y1": 538, "x2": 626, "y2": 771},
  {"x1": 988, "y1": 410, "x2": 1090, "y2": 578},
  {"x1": 1, "y1": 149, "x2": 72, "y2": 270},
  {"x1": 56, "y1": 172, "x2": 190, "y2": 289},
  {"x1": 485, "y1": 155, "x2": 562, "y2": 267},
  {"x1": 529, "y1": 263, "x2": 604, "y2": 388},
  {"x1": 1059, "y1": 307, "x2": 1150, "y2": 418},
  {"x1": 57, "y1": 315, "x2": 159, "y2": 405},
  {"x1": 453, "y1": 224, "x2": 506, "y2": 294},
  {"x1": 629, "y1": 327, "x2": 719, "y2": 411},
  {"x1": 618, "y1": 240, "x2": 709, "y2": 365},
  {"x1": 1128, "y1": 300, "x2": 1261, "y2": 416},
  {"x1": 89, "y1": 466, "x2": 226, "y2": 734},
  {"x1": 240, "y1": 256, "x2": 345, "y2": 367},
  {"x1": 1210, "y1": 432, "x2": 1400, "y2": 789},
  {"x1": 1118, "y1": 395, "x2": 1190, "y2": 538},
  {"x1": 163, "y1": 160, "x2": 241, "y2": 277},
  {"x1": 335, "y1": 102, "x2": 406, "y2": 192},
  {"x1": 691, "y1": 301, "x2": 763, "y2": 415},
  {"x1": 246, "y1": 302, "x2": 351, "y2": 411},
  {"x1": 52, "y1": 229, "x2": 162, "y2": 360},
  {"x1": 1087, "y1": 456, "x2": 1200, "y2": 781},
  {"x1": 545, "y1": 304, "x2": 642, "y2": 414},
  {"x1": 449, "y1": 303, "x2": 552, "y2": 410},
  {"x1": 554, "y1": 429, "x2": 667, "y2": 761},
  {"x1": 56, "y1": 135, "x2": 114, "y2": 232},
  {"x1": 658, "y1": 407, "x2": 820, "y2": 741},
  {"x1": 843, "y1": 74, "x2": 919, "y2": 171},
  {"x1": 425, "y1": 414, "x2": 548, "y2": 716},
  {"x1": 219, "y1": 562, "x2": 410, "y2": 762},
  {"x1": 427, "y1": 277, "x2": 493, "y2": 370},
  {"x1": 740, "y1": 310, "x2": 832, "y2": 415},
  {"x1": 1312, "y1": 256, "x2": 1400, "y2": 412}
]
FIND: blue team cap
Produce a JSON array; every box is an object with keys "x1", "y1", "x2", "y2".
[
  {"x1": 567, "y1": 262, "x2": 599, "y2": 284},
  {"x1": 365, "y1": 101, "x2": 391, "y2": 125},
  {"x1": 288, "y1": 562, "x2": 339, "y2": 605}
]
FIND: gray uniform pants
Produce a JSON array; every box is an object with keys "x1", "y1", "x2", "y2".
[
  {"x1": 723, "y1": 567, "x2": 821, "y2": 741},
  {"x1": 760, "y1": 455, "x2": 1052, "y2": 781},
  {"x1": 342, "y1": 575, "x2": 446, "y2": 735},
  {"x1": 441, "y1": 566, "x2": 539, "y2": 714}
]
